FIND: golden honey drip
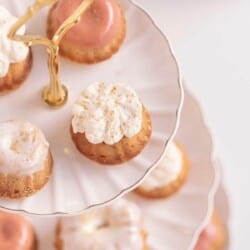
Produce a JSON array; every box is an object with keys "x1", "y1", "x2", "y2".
[{"x1": 8, "y1": 0, "x2": 93, "y2": 108}]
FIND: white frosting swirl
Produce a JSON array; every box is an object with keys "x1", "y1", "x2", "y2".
[
  {"x1": 0, "y1": 6, "x2": 29, "y2": 77},
  {"x1": 139, "y1": 142, "x2": 183, "y2": 190},
  {"x1": 72, "y1": 83, "x2": 142, "y2": 145},
  {"x1": 60, "y1": 199, "x2": 144, "y2": 250},
  {"x1": 0, "y1": 121, "x2": 49, "y2": 176}
]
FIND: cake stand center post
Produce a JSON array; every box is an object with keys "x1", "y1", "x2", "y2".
[
  {"x1": 8, "y1": 0, "x2": 94, "y2": 108},
  {"x1": 43, "y1": 0, "x2": 94, "y2": 107},
  {"x1": 42, "y1": 44, "x2": 68, "y2": 107}
]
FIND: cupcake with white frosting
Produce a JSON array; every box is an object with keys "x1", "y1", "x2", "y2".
[
  {"x1": 0, "y1": 120, "x2": 53, "y2": 199},
  {"x1": 70, "y1": 82, "x2": 151, "y2": 165},
  {"x1": 55, "y1": 199, "x2": 147, "y2": 250},
  {"x1": 135, "y1": 142, "x2": 189, "y2": 199},
  {"x1": 0, "y1": 6, "x2": 32, "y2": 95}
]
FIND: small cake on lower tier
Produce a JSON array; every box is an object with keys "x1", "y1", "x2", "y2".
[
  {"x1": 47, "y1": 0, "x2": 126, "y2": 64},
  {"x1": 0, "y1": 120, "x2": 53, "y2": 199},
  {"x1": 0, "y1": 6, "x2": 32, "y2": 95},
  {"x1": 55, "y1": 199, "x2": 147, "y2": 250},
  {"x1": 0, "y1": 211, "x2": 37, "y2": 250},
  {"x1": 195, "y1": 212, "x2": 226, "y2": 250},
  {"x1": 71, "y1": 82, "x2": 152, "y2": 165},
  {"x1": 135, "y1": 142, "x2": 189, "y2": 199}
]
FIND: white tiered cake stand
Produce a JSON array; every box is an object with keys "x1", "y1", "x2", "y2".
[{"x1": 0, "y1": 1, "x2": 220, "y2": 248}]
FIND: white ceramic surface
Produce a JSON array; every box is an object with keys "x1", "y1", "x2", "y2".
[
  {"x1": 26, "y1": 86, "x2": 218, "y2": 250},
  {"x1": 0, "y1": 0, "x2": 183, "y2": 214}
]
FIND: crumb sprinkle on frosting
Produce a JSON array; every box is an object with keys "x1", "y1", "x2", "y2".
[
  {"x1": 0, "y1": 121, "x2": 49, "y2": 176},
  {"x1": 72, "y1": 83, "x2": 142, "y2": 145}
]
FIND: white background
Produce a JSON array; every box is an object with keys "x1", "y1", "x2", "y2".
[{"x1": 136, "y1": 0, "x2": 250, "y2": 249}]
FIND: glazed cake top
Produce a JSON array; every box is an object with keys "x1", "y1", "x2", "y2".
[
  {"x1": 0, "y1": 212, "x2": 35, "y2": 249},
  {"x1": 194, "y1": 214, "x2": 222, "y2": 250},
  {"x1": 60, "y1": 199, "x2": 144, "y2": 250},
  {"x1": 54, "y1": 0, "x2": 123, "y2": 48}
]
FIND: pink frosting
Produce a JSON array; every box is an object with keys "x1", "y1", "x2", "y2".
[
  {"x1": 0, "y1": 212, "x2": 34, "y2": 250},
  {"x1": 54, "y1": 0, "x2": 123, "y2": 48},
  {"x1": 194, "y1": 218, "x2": 218, "y2": 250}
]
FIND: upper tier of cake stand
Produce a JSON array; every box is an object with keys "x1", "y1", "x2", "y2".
[{"x1": 0, "y1": 0, "x2": 183, "y2": 215}]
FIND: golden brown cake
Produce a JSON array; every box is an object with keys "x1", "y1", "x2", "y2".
[
  {"x1": 0, "y1": 211, "x2": 37, "y2": 250},
  {"x1": 0, "y1": 6, "x2": 32, "y2": 95},
  {"x1": 55, "y1": 199, "x2": 147, "y2": 250},
  {"x1": 135, "y1": 142, "x2": 189, "y2": 199},
  {"x1": 0, "y1": 120, "x2": 53, "y2": 199},
  {"x1": 47, "y1": 0, "x2": 126, "y2": 64},
  {"x1": 71, "y1": 83, "x2": 152, "y2": 165},
  {"x1": 194, "y1": 212, "x2": 226, "y2": 250}
]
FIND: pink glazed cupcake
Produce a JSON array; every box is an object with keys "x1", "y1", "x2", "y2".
[
  {"x1": 0, "y1": 211, "x2": 37, "y2": 250},
  {"x1": 194, "y1": 212, "x2": 226, "y2": 250},
  {"x1": 47, "y1": 0, "x2": 126, "y2": 64}
]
